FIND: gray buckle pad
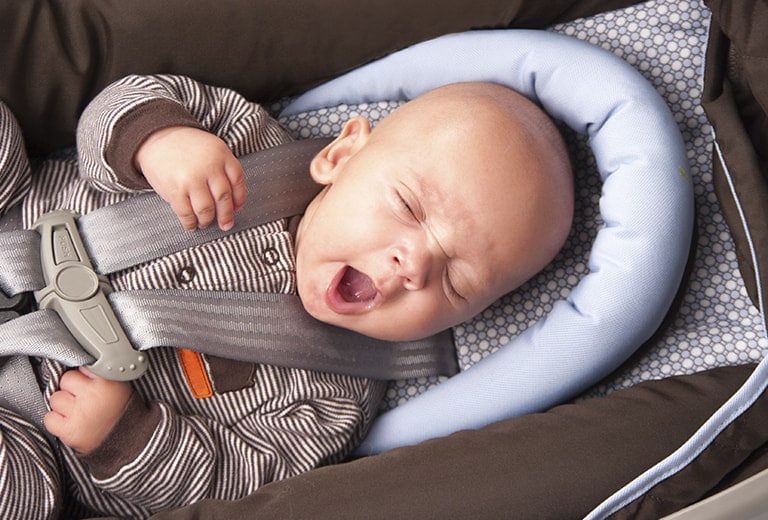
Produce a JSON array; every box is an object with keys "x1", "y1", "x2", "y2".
[{"x1": 33, "y1": 211, "x2": 147, "y2": 381}]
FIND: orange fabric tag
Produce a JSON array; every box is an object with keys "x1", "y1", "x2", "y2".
[{"x1": 176, "y1": 348, "x2": 213, "y2": 399}]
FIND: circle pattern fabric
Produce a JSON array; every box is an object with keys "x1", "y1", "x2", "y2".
[{"x1": 278, "y1": 0, "x2": 768, "y2": 411}]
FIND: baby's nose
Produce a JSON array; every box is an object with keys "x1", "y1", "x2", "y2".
[{"x1": 393, "y1": 246, "x2": 431, "y2": 291}]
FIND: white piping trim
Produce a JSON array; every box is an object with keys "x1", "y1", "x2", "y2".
[{"x1": 713, "y1": 141, "x2": 766, "y2": 323}]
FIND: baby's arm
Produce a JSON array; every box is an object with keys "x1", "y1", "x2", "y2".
[
  {"x1": 76, "y1": 74, "x2": 292, "y2": 230},
  {"x1": 0, "y1": 102, "x2": 60, "y2": 520},
  {"x1": 0, "y1": 407, "x2": 62, "y2": 519},
  {"x1": 73, "y1": 370, "x2": 384, "y2": 512},
  {"x1": 44, "y1": 367, "x2": 132, "y2": 455},
  {"x1": 0, "y1": 100, "x2": 31, "y2": 217}
]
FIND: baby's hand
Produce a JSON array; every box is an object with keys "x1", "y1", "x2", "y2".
[
  {"x1": 44, "y1": 367, "x2": 133, "y2": 455},
  {"x1": 135, "y1": 126, "x2": 246, "y2": 231}
]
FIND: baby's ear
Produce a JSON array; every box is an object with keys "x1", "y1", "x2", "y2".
[{"x1": 309, "y1": 116, "x2": 371, "y2": 184}]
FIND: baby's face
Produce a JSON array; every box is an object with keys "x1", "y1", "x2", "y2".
[{"x1": 295, "y1": 84, "x2": 572, "y2": 341}]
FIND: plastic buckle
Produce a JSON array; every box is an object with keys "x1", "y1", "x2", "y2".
[{"x1": 32, "y1": 210, "x2": 148, "y2": 381}]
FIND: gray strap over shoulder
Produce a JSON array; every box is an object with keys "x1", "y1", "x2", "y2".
[
  {"x1": 0, "y1": 139, "x2": 458, "y2": 383},
  {"x1": 78, "y1": 140, "x2": 331, "y2": 275}
]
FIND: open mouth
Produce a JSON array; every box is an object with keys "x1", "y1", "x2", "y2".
[{"x1": 326, "y1": 266, "x2": 377, "y2": 313}]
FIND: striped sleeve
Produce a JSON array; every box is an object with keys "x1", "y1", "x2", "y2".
[
  {"x1": 0, "y1": 101, "x2": 31, "y2": 217},
  {"x1": 0, "y1": 409, "x2": 61, "y2": 520},
  {"x1": 75, "y1": 361, "x2": 385, "y2": 514},
  {"x1": 76, "y1": 74, "x2": 292, "y2": 192}
]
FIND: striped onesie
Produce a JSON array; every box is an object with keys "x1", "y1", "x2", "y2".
[{"x1": 0, "y1": 74, "x2": 384, "y2": 519}]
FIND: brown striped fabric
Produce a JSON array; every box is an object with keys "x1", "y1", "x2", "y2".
[{"x1": 0, "y1": 74, "x2": 385, "y2": 518}]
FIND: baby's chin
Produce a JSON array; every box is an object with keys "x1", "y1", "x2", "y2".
[
  {"x1": 304, "y1": 303, "x2": 445, "y2": 342},
  {"x1": 298, "y1": 295, "x2": 408, "y2": 341}
]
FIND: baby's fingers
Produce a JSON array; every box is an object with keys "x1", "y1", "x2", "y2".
[
  {"x1": 208, "y1": 176, "x2": 237, "y2": 231},
  {"x1": 170, "y1": 197, "x2": 200, "y2": 231},
  {"x1": 43, "y1": 409, "x2": 68, "y2": 438},
  {"x1": 189, "y1": 189, "x2": 218, "y2": 230},
  {"x1": 226, "y1": 160, "x2": 247, "y2": 212},
  {"x1": 44, "y1": 392, "x2": 74, "y2": 438}
]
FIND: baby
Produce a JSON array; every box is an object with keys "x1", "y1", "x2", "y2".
[
  {"x1": 0, "y1": 78, "x2": 572, "y2": 518},
  {"x1": 136, "y1": 81, "x2": 574, "y2": 341}
]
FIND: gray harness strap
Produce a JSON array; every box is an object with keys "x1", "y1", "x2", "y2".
[
  {"x1": 78, "y1": 139, "x2": 330, "y2": 275},
  {"x1": 0, "y1": 139, "x2": 458, "y2": 383},
  {"x1": 0, "y1": 356, "x2": 49, "y2": 430},
  {"x1": 110, "y1": 290, "x2": 456, "y2": 380},
  {"x1": 1, "y1": 228, "x2": 41, "y2": 294}
]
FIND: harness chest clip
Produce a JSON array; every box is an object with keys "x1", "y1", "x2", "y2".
[{"x1": 33, "y1": 210, "x2": 148, "y2": 381}]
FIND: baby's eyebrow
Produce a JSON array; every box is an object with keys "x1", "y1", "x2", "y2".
[
  {"x1": 420, "y1": 197, "x2": 469, "y2": 301},
  {"x1": 409, "y1": 170, "x2": 479, "y2": 300}
]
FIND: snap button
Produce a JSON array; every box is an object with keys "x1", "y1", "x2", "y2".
[
  {"x1": 263, "y1": 248, "x2": 280, "y2": 266},
  {"x1": 176, "y1": 266, "x2": 197, "y2": 285}
]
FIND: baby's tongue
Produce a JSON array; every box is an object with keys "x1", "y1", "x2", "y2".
[{"x1": 339, "y1": 267, "x2": 376, "y2": 303}]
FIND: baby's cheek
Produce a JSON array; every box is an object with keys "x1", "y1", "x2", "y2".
[{"x1": 388, "y1": 298, "x2": 446, "y2": 340}]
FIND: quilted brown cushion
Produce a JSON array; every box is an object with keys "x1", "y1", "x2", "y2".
[{"x1": 1, "y1": 0, "x2": 638, "y2": 156}]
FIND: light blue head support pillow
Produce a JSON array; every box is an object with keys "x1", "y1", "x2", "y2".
[{"x1": 283, "y1": 29, "x2": 694, "y2": 455}]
